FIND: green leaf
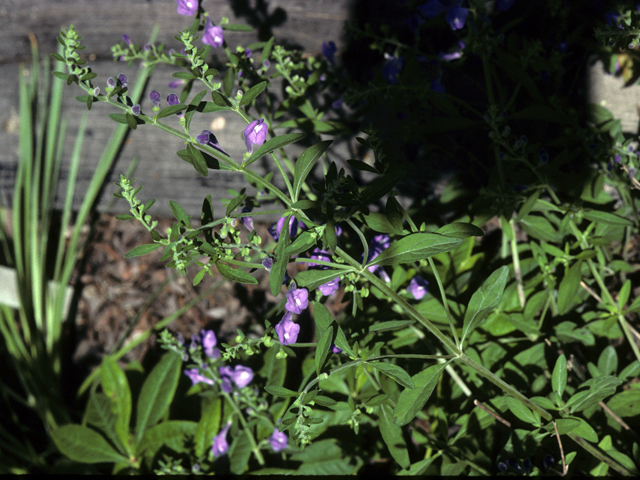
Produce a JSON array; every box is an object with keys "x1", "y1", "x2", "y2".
[
  {"x1": 265, "y1": 385, "x2": 299, "y2": 398},
  {"x1": 169, "y1": 200, "x2": 190, "y2": 227},
  {"x1": 386, "y1": 197, "x2": 405, "y2": 234},
  {"x1": 516, "y1": 189, "x2": 542, "y2": 222},
  {"x1": 245, "y1": 133, "x2": 307, "y2": 167},
  {"x1": 229, "y1": 430, "x2": 252, "y2": 475},
  {"x1": 83, "y1": 393, "x2": 122, "y2": 452},
  {"x1": 619, "y1": 280, "x2": 631, "y2": 310},
  {"x1": 156, "y1": 104, "x2": 187, "y2": 119},
  {"x1": 315, "y1": 326, "x2": 333, "y2": 375},
  {"x1": 51, "y1": 425, "x2": 129, "y2": 464},
  {"x1": 324, "y1": 219, "x2": 337, "y2": 251},
  {"x1": 290, "y1": 438, "x2": 362, "y2": 474},
  {"x1": 359, "y1": 169, "x2": 407, "y2": 206},
  {"x1": 223, "y1": 67, "x2": 235, "y2": 97},
  {"x1": 370, "y1": 320, "x2": 415, "y2": 332},
  {"x1": 434, "y1": 223, "x2": 484, "y2": 238},
  {"x1": 223, "y1": 23, "x2": 254, "y2": 31},
  {"x1": 369, "y1": 233, "x2": 463, "y2": 267},
  {"x1": 138, "y1": 421, "x2": 197, "y2": 456},
  {"x1": 367, "y1": 362, "x2": 414, "y2": 390},
  {"x1": 461, "y1": 266, "x2": 509, "y2": 344},
  {"x1": 607, "y1": 389, "x2": 640, "y2": 417},
  {"x1": 552, "y1": 354, "x2": 567, "y2": 399},
  {"x1": 565, "y1": 376, "x2": 623, "y2": 414},
  {"x1": 216, "y1": 262, "x2": 258, "y2": 285},
  {"x1": 567, "y1": 416, "x2": 598, "y2": 443},
  {"x1": 314, "y1": 395, "x2": 337, "y2": 407},
  {"x1": 270, "y1": 217, "x2": 291, "y2": 296},
  {"x1": 284, "y1": 230, "x2": 317, "y2": 257},
  {"x1": 172, "y1": 71, "x2": 197, "y2": 80},
  {"x1": 295, "y1": 270, "x2": 346, "y2": 293},
  {"x1": 125, "y1": 112, "x2": 138, "y2": 130},
  {"x1": 226, "y1": 193, "x2": 247, "y2": 217},
  {"x1": 557, "y1": 261, "x2": 582, "y2": 315},
  {"x1": 363, "y1": 212, "x2": 401, "y2": 234},
  {"x1": 598, "y1": 346, "x2": 618, "y2": 376},
  {"x1": 124, "y1": 243, "x2": 162, "y2": 258},
  {"x1": 505, "y1": 397, "x2": 541, "y2": 426},
  {"x1": 134, "y1": 352, "x2": 182, "y2": 447},
  {"x1": 108, "y1": 113, "x2": 129, "y2": 125},
  {"x1": 211, "y1": 90, "x2": 232, "y2": 107},
  {"x1": 583, "y1": 210, "x2": 633, "y2": 227},
  {"x1": 379, "y1": 404, "x2": 410, "y2": 469},
  {"x1": 195, "y1": 398, "x2": 221, "y2": 458},
  {"x1": 185, "y1": 90, "x2": 208, "y2": 131},
  {"x1": 239, "y1": 81, "x2": 267, "y2": 106},
  {"x1": 394, "y1": 363, "x2": 447, "y2": 426},
  {"x1": 101, "y1": 356, "x2": 132, "y2": 454},
  {"x1": 293, "y1": 140, "x2": 332, "y2": 200},
  {"x1": 186, "y1": 143, "x2": 208, "y2": 177}
]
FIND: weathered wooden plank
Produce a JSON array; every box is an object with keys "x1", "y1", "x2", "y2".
[{"x1": 0, "y1": 0, "x2": 352, "y2": 217}]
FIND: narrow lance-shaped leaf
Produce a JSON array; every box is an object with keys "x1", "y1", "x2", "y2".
[
  {"x1": 552, "y1": 354, "x2": 567, "y2": 399},
  {"x1": 315, "y1": 326, "x2": 333, "y2": 375},
  {"x1": 239, "y1": 81, "x2": 267, "y2": 106},
  {"x1": 379, "y1": 404, "x2": 410, "y2": 469},
  {"x1": 51, "y1": 425, "x2": 129, "y2": 464},
  {"x1": 292, "y1": 140, "x2": 332, "y2": 201},
  {"x1": 369, "y1": 233, "x2": 463, "y2": 267},
  {"x1": 367, "y1": 362, "x2": 414, "y2": 389},
  {"x1": 245, "y1": 133, "x2": 307, "y2": 167},
  {"x1": 461, "y1": 266, "x2": 509, "y2": 345},
  {"x1": 101, "y1": 355, "x2": 132, "y2": 454},
  {"x1": 394, "y1": 363, "x2": 447, "y2": 426}
]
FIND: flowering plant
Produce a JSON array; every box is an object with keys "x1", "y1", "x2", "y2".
[{"x1": 45, "y1": 0, "x2": 640, "y2": 475}]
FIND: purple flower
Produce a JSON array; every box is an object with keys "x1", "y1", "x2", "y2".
[
  {"x1": 285, "y1": 287, "x2": 309, "y2": 314},
  {"x1": 245, "y1": 48, "x2": 252, "y2": 58},
  {"x1": 418, "y1": 0, "x2": 446, "y2": 18},
  {"x1": 615, "y1": 154, "x2": 622, "y2": 163},
  {"x1": 176, "y1": 0, "x2": 198, "y2": 16},
  {"x1": 203, "y1": 19, "x2": 224, "y2": 48},
  {"x1": 446, "y1": 6, "x2": 468, "y2": 30},
  {"x1": 318, "y1": 277, "x2": 340, "y2": 296},
  {"x1": 331, "y1": 343, "x2": 343, "y2": 354},
  {"x1": 383, "y1": 55, "x2": 404, "y2": 85},
  {"x1": 275, "y1": 312, "x2": 300, "y2": 345},
  {"x1": 219, "y1": 365, "x2": 254, "y2": 392},
  {"x1": 269, "y1": 216, "x2": 299, "y2": 241},
  {"x1": 122, "y1": 34, "x2": 132, "y2": 46},
  {"x1": 232, "y1": 365, "x2": 254, "y2": 388},
  {"x1": 196, "y1": 129, "x2": 228, "y2": 155},
  {"x1": 117, "y1": 73, "x2": 128, "y2": 87},
  {"x1": 308, "y1": 248, "x2": 331, "y2": 268},
  {"x1": 185, "y1": 368, "x2": 214, "y2": 386},
  {"x1": 366, "y1": 234, "x2": 390, "y2": 267},
  {"x1": 201, "y1": 329, "x2": 219, "y2": 358},
  {"x1": 149, "y1": 90, "x2": 161, "y2": 107},
  {"x1": 269, "y1": 429, "x2": 288, "y2": 452},
  {"x1": 212, "y1": 421, "x2": 231, "y2": 457},
  {"x1": 322, "y1": 41, "x2": 337, "y2": 66},
  {"x1": 130, "y1": 104, "x2": 140, "y2": 116},
  {"x1": 407, "y1": 276, "x2": 429, "y2": 300},
  {"x1": 244, "y1": 119, "x2": 268, "y2": 153}
]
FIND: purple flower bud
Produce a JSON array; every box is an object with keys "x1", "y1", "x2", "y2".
[
  {"x1": 144, "y1": 43, "x2": 152, "y2": 51},
  {"x1": 263, "y1": 60, "x2": 270, "y2": 69},
  {"x1": 407, "y1": 276, "x2": 429, "y2": 300},
  {"x1": 196, "y1": 130, "x2": 229, "y2": 155},
  {"x1": 212, "y1": 421, "x2": 231, "y2": 457},
  {"x1": 167, "y1": 94, "x2": 180, "y2": 106},
  {"x1": 176, "y1": 0, "x2": 198, "y2": 16},
  {"x1": 285, "y1": 287, "x2": 309, "y2": 314},
  {"x1": 149, "y1": 90, "x2": 161, "y2": 107},
  {"x1": 439, "y1": 41, "x2": 465, "y2": 62},
  {"x1": 245, "y1": 48, "x2": 252, "y2": 58},
  {"x1": 446, "y1": 7, "x2": 468, "y2": 31},
  {"x1": 203, "y1": 19, "x2": 224, "y2": 48},
  {"x1": 92, "y1": 87, "x2": 100, "y2": 96},
  {"x1": 117, "y1": 73, "x2": 128, "y2": 87},
  {"x1": 615, "y1": 154, "x2": 622, "y2": 163},
  {"x1": 322, "y1": 41, "x2": 337, "y2": 66},
  {"x1": 269, "y1": 429, "x2": 288, "y2": 452},
  {"x1": 201, "y1": 329, "x2": 218, "y2": 358},
  {"x1": 275, "y1": 312, "x2": 300, "y2": 345},
  {"x1": 122, "y1": 34, "x2": 132, "y2": 46},
  {"x1": 168, "y1": 79, "x2": 184, "y2": 89},
  {"x1": 241, "y1": 207, "x2": 254, "y2": 231},
  {"x1": 184, "y1": 368, "x2": 214, "y2": 386},
  {"x1": 269, "y1": 216, "x2": 299, "y2": 241},
  {"x1": 331, "y1": 343, "x2": 343, "y2": 354},
  {"x1": 176, "y1": 332, "x2": 185, "y2": 345},
  {"x1": 543, "y1": 454, "x2": 555, "y2": 469},
  {"x1": 332, "y1": 98, "x2": 344, "y2": 109},
  {"x1": 262, "y1": 257, "x2": 274, "y2": 271},
  {"x1": 130, "y1": 104, "x2": 140, "y2": 116},
  {"x1": 244, "y1": 119, "x2": 268, "y2": 153},
  {"x1": 318, "y1": 277, "x2": 340, "y2": 296},
  {"x1": 106, "y1": 77, "x2": 116, "y2": 88}
]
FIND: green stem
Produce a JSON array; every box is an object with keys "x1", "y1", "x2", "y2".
[
  {"x1": 427, "y1": 257, "x2": 460, "y2": 349},
  {"x1": 220, "y1": 390, "x2": 265, "y2": 466}
]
